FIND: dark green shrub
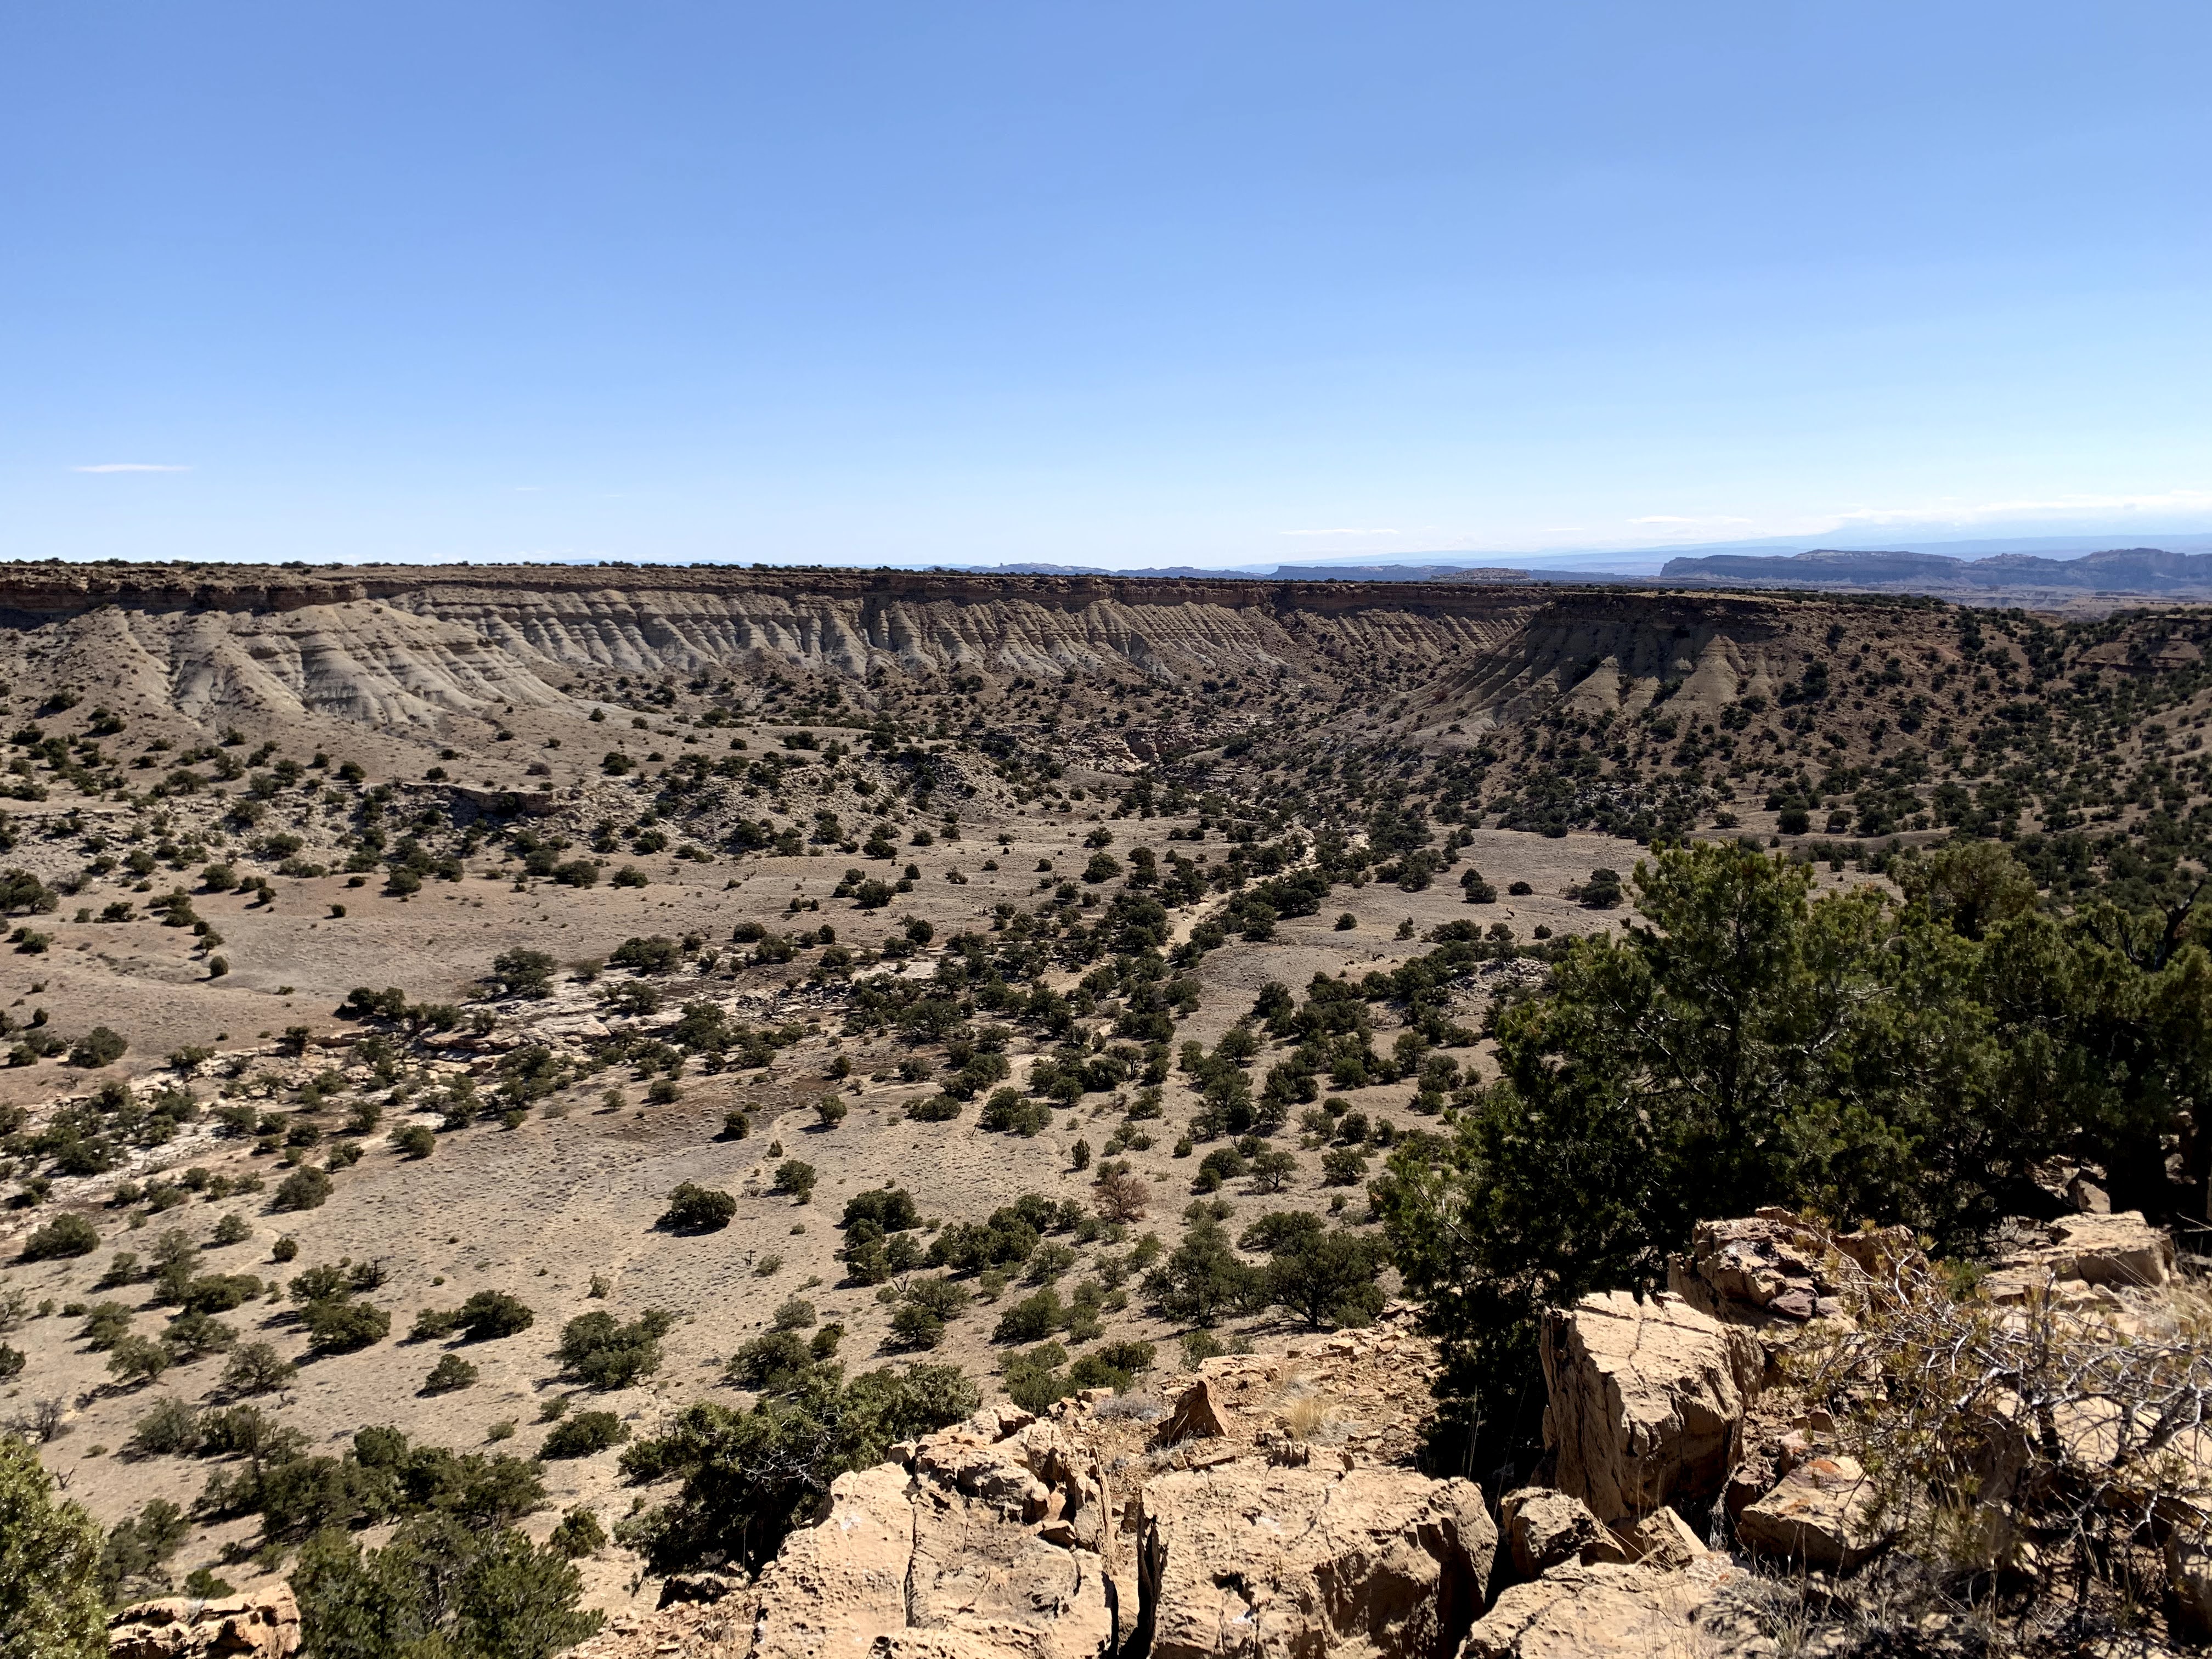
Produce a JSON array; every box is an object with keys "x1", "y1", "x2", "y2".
[
  {"x1": 221, "y1": 1341, "x2": 296, "y2": 1396},
  {"x1": 773, "y1": 1161, "x2": 816, "y2": 1203},
  {"x1": 979, "y1": 1087, "x2": 1049, "y2": 1136},
  {"x1": 490, "y1": 949, "x2": 557, "y2": 998},
  {"x1": 557, "y1": 1309, "x2": 672, "y2": 1391},
  {"x1": 454, "y1": 1291, "x2": 535, "y2": 1341},
  {"x1": 20, "y1": 1212, "x2": 98, "y2": 1261},
  {"x1": 69, "y1": 1026, "x2": 128, "y2": 1069},
  {"x1": 128, "y1": 1396, "x2": 201, "y2": 1457},
  {"x1": 421, "y1": 1354, "x2": 478, "y2": 1395},
  {"x1": 292, "y1": 1516, "x2": 598, "y2": 1659},
  {"x1": 542, "y1": 1410, "x2": 629, "y2": 1459},
  {"x1": 727, "y1": 1329, "x2": 815, "y2": 1392},
  {"x1": 106, "y1": 1335, "x2": 173, "y2": 1385},
  {"x1": 616, "y1": 1364, "x2": 975, "y2": 1575},
  {"x1": 550, "y1": 1506, "x2": 606, "y2": 1558},
  {"x1": 272, "y1": 1167, "x2": 332, "y2": 1212},
  {"x1": 840, "y1": 1187, "x2": 919, "y2": 1234},
  {"x1": 658, "y1": 1183, "x2": 736, "y2": 1233},
  {"x1": 991, "y1": 1289, "x2": 1064, "y2": 1345},
  {"x1": 301, "y1": 1299, "x2": 390, "y2": 1354}
]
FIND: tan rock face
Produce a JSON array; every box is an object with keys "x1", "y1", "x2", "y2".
[
  {"x1": 1982, "y1": 1210, "x2": 2177, "y2": 1302},
  {"x1": 1460, "y1": 1559, "x2": 1769, "y2": 1659},
  {"x1": 1734, "y1": 1455, "x2": 1888, "y2": 1573},
  {"x1": 749, "y1": 1464, "x2": 918, "y2": 1659},
  {"x1": 1539, "y1": 1291, "x2": 1762, "y2": 1523},
  {"x1": 1136, "y1": 1462, "x2": 1495, "y2": 1659},
  {"x1": 749, "y1": 1416, "x2": 1119, "y2": 1659},
  {"x1": 1497, "y1": 1488, "x2": 1621, "y2": 1580},
  {"x1": 108, "y1": 1588, "x2": 300, "y2": 1659},
  {"x1": 1613, "y1": 1506, "x2": 1708, "y2": 1574},
  {"x1": 1158, "y1": 1377, "x2": 1237, "y2": 1445},
  {"x1": 1666, "y1": 1210, "x2": 1912, "y2": 1335}
]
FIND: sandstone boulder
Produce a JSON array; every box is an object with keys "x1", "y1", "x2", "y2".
[
  {"x1": 1667, "y1": 1210, "x2": 1914, "y2": 1335},
  {"x1": 1983, "y1": 1210, "x2": 2176, "y2": 1303},
  {"x1": 751, "y1": 1418, "x2": 1118, "y2": 1659},
  {"x1": 1539, "y1": 1291, "x2": 1762, "y2": 1523},
  {"x1": 1735, "y1": 1455, "x2": 1888, "y2": 1573},
  {"x1": 1136, "y1": 1460, "x2": 1494, "y2": 1659},
  {"x1": 109, "y1": 1589, "x2": 300, "y2": 1659},
  {"x1": 1159, "y1": 1377, "x2": 1237, "y2": 1444},
  {"x1": 2049, "y1": 1211, "x2": 2174, "y2": 1289},
  {"x1": 1498, "y1": 1488, "x2": 1621, "y2": 1579},
  {"x1": 1460, "y1": 1559, "x2": 1768, "y2": 1659},
  {"x1": 2168, "y1": 1527, "x2": 2212, "y2": 1641},
  {"x1": 1615, "y1": 1506, "x2": 1708, "y2": 1572}
]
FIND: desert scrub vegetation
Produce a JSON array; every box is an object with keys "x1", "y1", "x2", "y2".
[
  {"x1": 1377, "y1": 836, "x2": 2212, "y2": 1476},
  {"x1": 539, "y1": 1409, "x2": 628, "y2": 1459},
  {"x1": 557, "y1": 1307, "x2": 673, "y2": 1390},
  {"x1": 658, "y1": 1182, "x2": 736, "y2": 1233},
  {"x1": 0, "y1": 1431, "x2": 105, "y2": 1652},
  {"x1": 293, "y1": 1508, "x2": 599, "y2": 1658},
  {"x1": 410, "y1": 1290, "x2": 535, "y2": 1344},
  {"x1": 617, "y1": 1362, "x2": 978, "y2": 1575},
  {"x1": 18, "y1": 1211, "x2": 98, "y2": 1261},
  {"x1": 1787, "y1": 1246, "x2": 2212, "y2": 1644}
]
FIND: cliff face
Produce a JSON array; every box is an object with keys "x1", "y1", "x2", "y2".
[{"x1": 0, "y1": 562, "x2": 1878, "y2": 738}]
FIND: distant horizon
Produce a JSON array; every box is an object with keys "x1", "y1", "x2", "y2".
[{"x1": 10, "y1": 525, "x2": 2212, "y2": 580}]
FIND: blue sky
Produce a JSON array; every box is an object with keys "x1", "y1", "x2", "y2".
[{"x1": 4, "y1": 3, "x2": 2210, "y2": 568}]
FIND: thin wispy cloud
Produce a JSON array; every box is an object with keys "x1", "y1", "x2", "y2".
[
  {"x1": 73, "y1": 462, "x2": 190, "y2": 473},
  {"x1": 1833, "y1": 489, "x2": 2212, "y2": 526},
  {"x1": 1279, "y1": 527, "x2": 1401, "y2": 538}
]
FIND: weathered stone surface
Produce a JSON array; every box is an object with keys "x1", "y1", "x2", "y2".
[
  {"x1": 1460, "y1": 1559, "x2": 1768, "y2": 1659},
  {"x1": 2049, "y1": 1211, "x2": 2174, "y2": 1289},
  {"x1": 750, "y1": 1415, "x2": 1119, "y2": 1659},
  {"x1": 1498, "y1": 1488, "x2": 1621, "y2": 1579},
  {"x1": 109, "y1": 1588, "x2": 300, "y2": 1659},
  {"x1": 749, "y1": 1464, "x2": 917, "y2": 1659},
  {"x1": 906, "y1": 1483, "x2": 1114, "y2": 1659},
  {"x1": 1159, "y1": 1377, "x2": 1237, "y2": 1444},
  {"x1": 1666, "y1": 1210, "x2": 1913, "y2": 1336},
  {"x1": 1735, "y1": 1455, "x2": 1888, "y2": 1573},
  {"x1": 1137, "y1": 1461, "x2": 1494, "y2": 1659},
  {"x1": 1983, "y1": 1210, "x2": 2177, "y2": 1303},
  {"x1": 1539, "y1": 1291, "x2": 1762, "y2": 1522},
  {"x1": 609, "y1": 1309, "x2": 1481, "y2": 1659},
  {"x1": 2168, "y1": 1528, "x2": 2212, "y2": 1641},
  {"x1": 1615, "y1": 1506, "x2": 1708, "y2": 1573}
]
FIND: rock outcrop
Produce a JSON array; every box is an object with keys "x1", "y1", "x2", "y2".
[
  {"x1": 1137, "y1": 1462, "x2": 1494, "y2": 1659},
  {"x1": 1497, "y1": 1488, "x2": 1622, "y2": 1579},
  {"x1": 1983, "y1": 1210, "x2": 2177, "y2": 1302},
  {"x1": 1460, "y1": 1558, "x2": 1768, "y2": 1658},
  {"x1": 1734, "y1": 1455, "x2": 1888, "y2": 1573},
  {"x1": 108, "y1": 1589, "x2": 300, "y2": 1659},
  {"x1": 572, "y1": 1308, "x2": 1488, "y2": 1659},
  {"x1": 748, "y1": 1410, "x2": 1117, "y2": 1659},
  {"x1": 1539, "y1": 1291, "x2": 1762, "y2": 1523}
]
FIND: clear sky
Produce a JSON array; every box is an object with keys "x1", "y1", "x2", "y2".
[{"x1": 4, "y1": 3, "x2": 2210, "y2": 568}]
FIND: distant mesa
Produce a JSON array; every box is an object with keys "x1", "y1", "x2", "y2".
[{"x1": 1660, "y1": 545, "x2": 2212, "y2": 595}]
